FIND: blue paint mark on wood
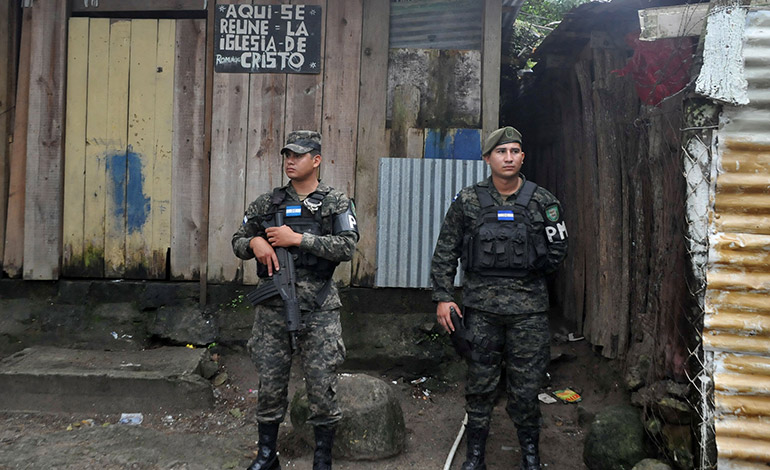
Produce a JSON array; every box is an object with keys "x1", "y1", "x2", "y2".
[
  {"x1": 106, "y1": 152, "x2": 127, "y2": 220},
  {"x1": 126, "y1": 148, "x2": 151, "y2": 234},
  {"x1": 424, "y1": 128, "x2": 481, "y2": 160}
]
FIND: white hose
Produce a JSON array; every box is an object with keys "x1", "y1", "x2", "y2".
[{"x1": 443, "y1": 413, "x2": 468, "y2": 470}]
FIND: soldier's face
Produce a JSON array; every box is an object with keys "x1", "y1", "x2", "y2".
[
  {"x1": 283, "y1": 150, "x2": 321, "y2": 181},
  {"x1": 483, "y1": 142, "x2": 525, "y2": 179}
]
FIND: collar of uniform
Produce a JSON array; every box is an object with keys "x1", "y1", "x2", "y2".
[
  {"x1": 481, "y1": 174, "x2": 528, "y2": 203},
  {"x1": 286, "y1": 180, "x2": 328, "y2": 200}
]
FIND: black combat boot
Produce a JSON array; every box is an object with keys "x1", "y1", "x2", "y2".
[
  {"x1": 517, "y1": 426, "x2": 540, "y2": 470},
  {"x1": 461, "y1": 426, "x2": 489, "y2": 470},
  {"x1": 312, "y1": 425, "x2": 335, "y2": 470},
  {"x1": 247, "y1": 422, "x2": 280, "y2": 470}
]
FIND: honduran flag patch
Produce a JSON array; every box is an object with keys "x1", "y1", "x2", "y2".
[
  {"x1": 285, "y1": 205, "x2": 302, "y2": 217},
  {"x1": 497, "y1": 210, "x2": 514, "y2": 221}
]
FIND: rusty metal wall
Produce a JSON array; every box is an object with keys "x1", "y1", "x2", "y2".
[
  {"x1": 375, "y1": 158, "x2": 488, "y2": 288},
  {"x1": 389, "y1": 0, "x2": 483, "y2": 50},
  {"x1": 704, "y1": 9, "x2": 770, "y2": 468}
]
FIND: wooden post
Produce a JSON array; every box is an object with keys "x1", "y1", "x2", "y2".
[
  {"x1": 0, "y1": 0, "x2": 17, "y2": 271},
  {"x1": 352, "y1": 0, "x2": 389, "y2": 287},
  {"x1": 482, "y1": 0, "x2": 501, "y2": 136},
  {"x1": 23, "y1": 0, "x2": 68, "y2": 280},
  {"x1": 3, "y1": 8, "x2": 31, "y2": 278},
  {"x1": 199, "y1": 0, "x2": 215, "y2": 304}
]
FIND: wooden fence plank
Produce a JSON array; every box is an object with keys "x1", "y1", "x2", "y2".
[
  {"x1": 83, "y1": 18, "x2": 110, "y2": 277},
  {"x1": 62, "y1": 17, "x2": 88, "y2": 276},
  {"x1": 0, "y1": 0, "x2": 13, "y2": 268},
  {"x1": 125, "y1": 19, "x2": 158, "y2": 278},
  {"x1": 207, "y1": 0, "x2": 251, "y2": 283},
  {"x1": 352, "y1": 0, "x2": 389, "y2": 286},
  {"x1": 322, "y1": 0, "x2": 362, "y2": 285},
  {"x1": 171, "y1": 18, "x2": 206, "y2": 280},
  {"x1": 481, "y1": 0, "x2": 501, "y2": 137},
  {"x1": 150, "y1": 19, "x2": 175, "y2": 278},
  {"x1": 285, "y1": 0, "x2": 326, "y2": 139},
  {"x1": 104, "y1": 19, "x2": 131, "y2": 278},
  {"x1": 23, "y1": 0, "x2": 68, "y2": 280},
  {"x1": 3, "y1": 8, "x2": 31, "y2": 278}
]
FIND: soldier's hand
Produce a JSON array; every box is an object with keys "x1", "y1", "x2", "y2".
[
  {"x1": 437, "y1": 301, "x2": 461, "y2": 334},
  {"x1": 250, "y1": 236, "x2": 279, "y2": 276},
  {"x1": 265, "y1": 225, "x2": 303, "y2": 248}
]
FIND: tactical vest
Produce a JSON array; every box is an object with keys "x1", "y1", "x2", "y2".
[
  {"x1": 461, "y1": 181, "x2": 548, "y2": 277},
  {"x1": 256, "y1": 187, "x2": 339, "y2": 279}
]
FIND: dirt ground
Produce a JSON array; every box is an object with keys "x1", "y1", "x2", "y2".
[{"x1": 0, "y1": 335, "x2": 628, "y2": 470}]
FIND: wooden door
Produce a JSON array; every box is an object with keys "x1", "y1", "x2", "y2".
[{"x1": 63, "y1": 17, "x2": 205, "y2": 280}]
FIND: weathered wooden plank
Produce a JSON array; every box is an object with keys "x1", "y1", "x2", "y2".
[
  {"x1": 481, "y1": 0, "x2": 501, "y2": 137},
  {"x1": 389, "y1": 84, "x2": 420, "y2": 158},
  {"x1": 352, "y1": 0, "x2": 389, "y2": 286},
  {"x1": 199, "y1": 0, "x2": 215, "y2": 303},
  {"x1": 71, "y1": 0, "x2": 208, "y2": 12},
  {"x1": 104, "y1": 19, "x2": 131, "y2": 278},
  {"x1": 150, "y1": 19, "x2": 175, "y2": 278},
  {"x1": 171, "y1": 18, "x2": 206, "y2": 280},
  {"x1": 574, "y1": 50, "x2": 601, "y2": 348},
  {"x1": 207, "y1": 1, "x2": 251, "y2": 283},
  {"x1": 83, "y1": 18, "x2": 110, "y2": 277},
  {"x1": 0, "y1": 0, "x2": 14, "y2": 268},
  {"x1": 3, "y1": 8, "x2": 31, "y2": 278},
  {"x1": 23, "y1": 0, "x2": 68, "y2": 280},
  {"x1": 322, "y1": 0, "x2": 362, "y2": 285},
  {"x1": 285, "y1": 0, "x2": 326, "y2": 139},
  {"x1": 125, "y1": 19, "x2": 158, "y2": 279},
  {"x1": 62, "y1": 17, "x2": 89, "y2": 276},
  {"x1": 592, "y1": 47, "x2": 629, "y2": 358}
]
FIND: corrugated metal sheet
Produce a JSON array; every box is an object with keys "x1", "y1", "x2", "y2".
[
  {"x1": 389, "y1": 0, "x2": 483, "y2": 50},
  {"x1": 704, "y1": 9, "x2": 770, "y2": 469},
  {"x1": 375, "y1": 158, "x2": 488, "y2": 288}
]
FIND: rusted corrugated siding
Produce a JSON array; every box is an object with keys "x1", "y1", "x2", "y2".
[
  {"x1": 389, "y1": 0, "x2": 483, "y2": 50},
  {"x1": 704, "y1": 9, "x2": 770, "y2": 468},
  {"x1": 375, "y1": 158, "x2": 488, "y2": 288}
]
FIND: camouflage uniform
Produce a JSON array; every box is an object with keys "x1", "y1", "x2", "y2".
[
  {"x1": 431, "y1": 174, "x2": 568, "y2": 430},
  {"x1": 232, "y1": 181, "x2": 358, "y2": 427}
]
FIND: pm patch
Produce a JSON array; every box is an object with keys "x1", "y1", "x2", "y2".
[
  {"x1": 545, "y1": 204, "x2": 560, "y2": 222},
  {"x1": 285, "y1": 205, "x2": 302, "y2": 217}
]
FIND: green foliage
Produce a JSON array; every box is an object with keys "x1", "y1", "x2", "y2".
[{"x1": 519, "y1": 0, "x2": 589, "y2": 26}]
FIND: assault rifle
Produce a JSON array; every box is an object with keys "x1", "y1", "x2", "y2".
[{"x1": 245, "y1": 211, "x2": 301, "y2": 351}]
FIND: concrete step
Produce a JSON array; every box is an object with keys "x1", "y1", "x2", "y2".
[{"x1": 0, "y1": 346, "x2": 215, "y2": 413}]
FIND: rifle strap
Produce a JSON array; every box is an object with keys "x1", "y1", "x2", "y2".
[{"x1": 314, "y1": 278, "x2": 334, "y2": 307}]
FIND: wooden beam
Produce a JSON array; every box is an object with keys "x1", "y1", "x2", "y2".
[
  {"x1": 199, "y1": 0, "x2": 214, "y2": 304},
  {"x1": 23, "y1": 0, "x2": 68, "y2": 280},
  {"x1": 352, "y1": 0, "x2": 389, "y2": 287},
  {"x1": 0, "y1": 0, "x2": 15, "y2": 270},
  {"x1": 71, "y1": 0, "x2": 207, "y2": 13},
  {"x1": 3, "y1": 8, "x2": 31, "y2": 278},
  {"x1": 481, "y1": 0, "x2": 501, "y2": 136}
]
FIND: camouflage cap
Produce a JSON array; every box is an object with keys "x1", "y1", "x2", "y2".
[
  {"x1": 281, "y1": 130, "x2": 322, "y2": 155},
  {"x1": 482, "y1": 126, "x2": 523, "y2": 155}
]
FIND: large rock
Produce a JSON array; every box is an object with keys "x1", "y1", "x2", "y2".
[
  {"x1": 632, "y1": 459, "x2": 673, "y2": 470},
  {"x1": 290, "y1": 373, "x2": 406, "y2": 460},
  {"x1": 584, "y1": 404, "x2": 648, "y2": 470}
]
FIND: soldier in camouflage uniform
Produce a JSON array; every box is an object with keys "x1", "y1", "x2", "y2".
[
  {"x1": 431, "y1": 127, "x2": 568, "y2": 470},
  {"x1": 232, "y1": 131, "x2": 359, "y2": 470}
]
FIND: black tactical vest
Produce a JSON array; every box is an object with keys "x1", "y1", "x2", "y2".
[
  {"x1": 256, "y1": 187, "x2": 339, "y2": 278},
  {"x1": 461, "y1": 181, "x2": 548, "y2": 277}
]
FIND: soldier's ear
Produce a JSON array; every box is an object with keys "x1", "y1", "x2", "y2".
[{"x1": 312, "y1": 154, "x2": 321, "y2": 168}]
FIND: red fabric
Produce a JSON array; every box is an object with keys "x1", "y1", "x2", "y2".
[{"x1": 613, "y1": 32, "x2": 694, "y2": 106}]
